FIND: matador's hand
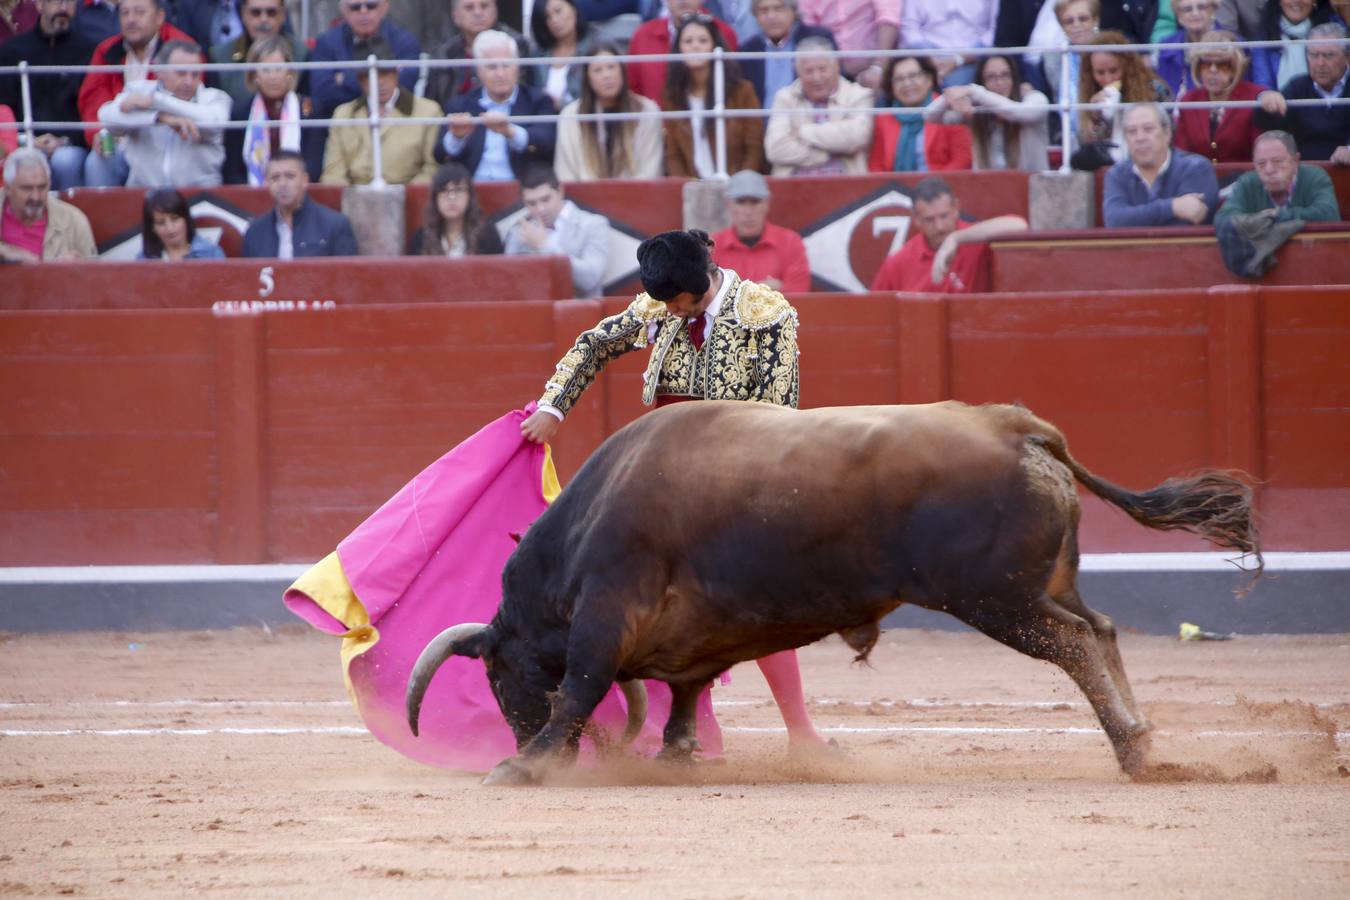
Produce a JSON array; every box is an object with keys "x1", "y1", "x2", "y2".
[{"x1": 520, "y1": 409, "x2": 561, "y2": 444}]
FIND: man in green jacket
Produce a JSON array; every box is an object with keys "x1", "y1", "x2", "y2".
[{"x1": 1215, "y1": 131, "x2": 1342, "y2": 224}]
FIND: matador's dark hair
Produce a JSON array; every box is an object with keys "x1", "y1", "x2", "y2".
[{"x1": 637, "y1": 229, "x2": 714, "y2": 300}]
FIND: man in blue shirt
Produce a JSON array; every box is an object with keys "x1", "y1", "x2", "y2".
[
  {"x1": 1103, "y1": 103, "x2": 1219, "y2": 227},
  {"x1": 436, "y1": 28, "x2": 556, "y2": 181},
  {"x1": 309, "y1": 0, "x2": 421, "y2": 118}
]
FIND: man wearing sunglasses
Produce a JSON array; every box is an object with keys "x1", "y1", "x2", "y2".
[
  {"x1": 208, "y1": 0, "x2": 307, "y2": 107},
  {"x1": 310, "y1": 0, "x2": 421, "y2": 118}
]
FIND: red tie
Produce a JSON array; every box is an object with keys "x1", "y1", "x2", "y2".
[{"x1": 688, "y1": 314, "x2": 706, "y2": 350}]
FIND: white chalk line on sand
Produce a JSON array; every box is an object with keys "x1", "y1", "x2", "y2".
[
  {"x1": 3, "y1": 697, "x2": 1341, "y2": 711},
  {"x1": 2, "y1": 725, "x2": 1346, "y2": 743},
  {"x1": 0, "y1": 699, "x2": 351, "y2": 709}
]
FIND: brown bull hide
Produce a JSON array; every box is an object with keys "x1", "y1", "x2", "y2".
[{"x1": 408, "y1": 400, "x2": 1262, "y2": 785}]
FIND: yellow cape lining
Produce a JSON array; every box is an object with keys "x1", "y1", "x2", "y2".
[{"x1": 286, "y1": 442, "x2": 562, "y2": 711}]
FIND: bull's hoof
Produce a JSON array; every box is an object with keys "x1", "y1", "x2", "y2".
[
  {"x1": 656, "y1": 737, "x2": 701, "y2": 764},
  {"x1": 1117, "y1": 728, "x2": 1154, "y2": 779},
  {"x1": 482, "y1": 758, "x2": 536, "y2": 786}
]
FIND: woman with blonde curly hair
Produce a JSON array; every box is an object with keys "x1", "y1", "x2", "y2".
[
  {"x1": 1174, "y1": 31, "x2": 1264, "y2": 163},
  {"x1": 1076, "y1": 30, "x2": 1171, "y2": 164}
]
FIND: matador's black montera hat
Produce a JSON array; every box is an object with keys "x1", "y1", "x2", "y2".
[{"x1": 637, "y1": 230, "x2": 712, "y2": 301}]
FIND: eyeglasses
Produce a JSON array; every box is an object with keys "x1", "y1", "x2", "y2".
[
  {"x1": 247, "y1": 6, "x2": 283, "y2": 16},
  {"x1": 1199, "y1": 57, "x2": 1234, "y2": 71},
  {"x1": 894, "y1": 71, "x2": 928, "y2": 84},
  {"x1": 439, "y1": 184, "x2": 469, "y2": 197},
  {"x1": 1175, "y1": 3, "x2": 1215, "y2": 13},
  {"x1": 346, "y1": 1, "x2": 381, "y2": 11}
]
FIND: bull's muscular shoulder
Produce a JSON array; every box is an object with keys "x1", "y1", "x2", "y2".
[
  {"x1": 627, "y1": 293, "x2": 669, "y2": 322},
  {"x1": 732, "y1": 280, "x2": 796, "y2": 331}
]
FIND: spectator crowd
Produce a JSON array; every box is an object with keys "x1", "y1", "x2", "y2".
[{"x1": 1, "y1": 0, "x2": 1347, "y2": 286}]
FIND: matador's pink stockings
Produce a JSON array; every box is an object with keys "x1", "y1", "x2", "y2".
[{"x1": 756, "y1": 649, "x2": 830, "y2": 748}]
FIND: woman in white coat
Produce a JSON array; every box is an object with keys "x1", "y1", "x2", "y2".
[{"x1": 554, "y1": 43, "x2": 663, "y2": 181}]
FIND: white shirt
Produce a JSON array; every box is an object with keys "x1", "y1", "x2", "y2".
[
  {"x1": 688, "y1": 95, "x2": 716, "y2": 179},
  {"x1": 276, "y1": 217, "x2": 294, "y2": 260},
  {"x1": 538, "y1": 268, "x2": 736, "y2": 421},
  {"x1": 123, "y1": 38, "x2": 157, "y2": 84}
]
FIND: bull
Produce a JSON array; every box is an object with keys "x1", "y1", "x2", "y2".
[{"x1": 406, "y1": 401, "x2": 1261, "y2": 784}]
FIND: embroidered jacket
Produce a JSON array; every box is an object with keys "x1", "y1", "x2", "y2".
[{"x1": 539, "y1": 271, "x2": 801, "y2": 414}]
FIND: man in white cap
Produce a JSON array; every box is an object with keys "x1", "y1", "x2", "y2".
[{"x1": 711, "y1": 169, "x2": 811, "y2": 292}]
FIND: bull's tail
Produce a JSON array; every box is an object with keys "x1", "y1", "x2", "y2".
[{"x1": 1026, "y1": 432, "x2": 1264, "y2": 582}]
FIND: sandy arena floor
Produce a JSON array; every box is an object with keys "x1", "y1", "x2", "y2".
[{"x1": 1, "y1": 626, "x2": 1347, "y2": 898}]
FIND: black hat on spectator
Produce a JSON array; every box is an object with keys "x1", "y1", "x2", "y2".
[{"x1": 637, "y1": 230, "x2": 711, "y2": 301}]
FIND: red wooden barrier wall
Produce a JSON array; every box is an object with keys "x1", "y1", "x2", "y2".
[
  {"x1": 989, "y1": 224, "x2": 1350, "y2": 292},
  {"x1": 2, "y1": 286, "x2": 1346, "y2": 565},
  {"x1": 2, "y1": 257, "x2": 574, "y2": 310}
]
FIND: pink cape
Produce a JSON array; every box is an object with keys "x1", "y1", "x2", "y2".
[{"x1": 283, "y1": 406, "x2": 722, "y2": 772}]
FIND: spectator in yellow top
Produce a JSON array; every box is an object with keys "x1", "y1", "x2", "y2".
[{"x1": 321, "y1": 35, "x2": 443, "y2": 185}]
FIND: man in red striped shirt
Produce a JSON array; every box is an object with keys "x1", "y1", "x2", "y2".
[{"x1": 712, "y1": 169, "x2": 812, "y2": 292}]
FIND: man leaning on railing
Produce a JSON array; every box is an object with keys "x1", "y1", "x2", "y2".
[
  {"x1": 1254, "y1": 22, "x2": 1350, "y2": 164},
  {"x1": 97, "y1": 37, "x2": 230, "y2": 187},
  {"x1": 1103, "y1": 102, "x2": 1219, "y2": 226},
  {"x1": 437, "y1": 28, "x2": 556, "y2": 181}
]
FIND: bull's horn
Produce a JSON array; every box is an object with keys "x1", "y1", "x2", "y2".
[
  {"x1": 619, "y1": 679, "x2": 647, "y2": 745},
  {"x1": 406, "y1": 623, "x2": 489, "y2": 737}
]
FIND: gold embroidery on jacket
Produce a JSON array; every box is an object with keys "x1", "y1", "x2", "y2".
[{"x1": 539, "y1": 273, "x2": 801, "y2": 414}]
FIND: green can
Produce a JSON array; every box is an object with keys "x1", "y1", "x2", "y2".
[{"x1": 97, "y1": 129, "x2": 116, "y2": 156}]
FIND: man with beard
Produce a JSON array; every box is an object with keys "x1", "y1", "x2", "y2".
[
  {"x1": 0, "y1": 0, "x2": 98, "y2": 188},
  {"x1": 0, "y1": 148, "x2": 96, "y2": 262}
]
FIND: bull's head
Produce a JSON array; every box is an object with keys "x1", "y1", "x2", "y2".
[
  {"x1": 405, "y1": 622, "x2": 556, "y2": 747},
  {"x1": 406, "y1": 624, "x2": 649, "y2": 751}
]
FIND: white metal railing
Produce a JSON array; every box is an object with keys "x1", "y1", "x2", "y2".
[{"x1": 2, "y1": 39, "x2": 1347, "y2": 181}]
